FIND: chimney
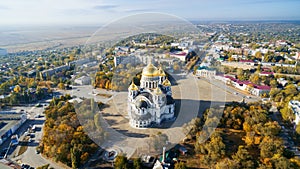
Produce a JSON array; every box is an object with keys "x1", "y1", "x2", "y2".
[{"x1": 162, "y1": 146, "x2": 166, "y2": 163}]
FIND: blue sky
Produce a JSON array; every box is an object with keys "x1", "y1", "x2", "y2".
[{"x1": 0, "y1": 0, "x2": 299, "y2": 25}]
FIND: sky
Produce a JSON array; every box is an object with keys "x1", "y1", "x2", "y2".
[{"x1": 0, "y1": 0, "x2": 299, "y2": 25}]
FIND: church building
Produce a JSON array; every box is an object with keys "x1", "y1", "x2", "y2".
[{"x1": 128, "y1": 63, "x2": 175, "y2": 128}]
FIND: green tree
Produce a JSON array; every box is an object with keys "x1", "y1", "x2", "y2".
[
  {"x1": 133, "y1": 158, "x2": 142, "y2": 169},
  {"x1": 71, "y1": 145, "x2": 80, "y2": 169}
]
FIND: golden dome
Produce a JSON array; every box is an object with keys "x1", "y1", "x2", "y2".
[
  {"x1": 128, "y1": 81, "x2": 138, "y2": 90},
  {"x1": 154, "y1": 87, "x2": 163, "y2": 95},
  {"x1": 162, "y1": 78, "x2": 171, "y2": 86},
  {"x1": 142, "y1": 63, "x2": 159, "y2": 77},
  {"x1": 158, "y1": 67, "x2": 166, "y2": 76}
]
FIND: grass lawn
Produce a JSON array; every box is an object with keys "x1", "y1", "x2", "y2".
[{"x1": 17, "y1": 136, "x2": 29, "y2": 156}]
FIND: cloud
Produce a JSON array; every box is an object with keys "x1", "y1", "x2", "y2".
[
  {"x1": 93, "y1": 4, "x2": 118, "y2": 10},
  {"x1": 123, "y1": 8, "x2": 156, "y2": 13},
  {"x1": 0, "y1": 6, "x2": 9, "y2": 10},
  {"x1": 241, "y1": 0, "x2": 299, "y2": 4}
]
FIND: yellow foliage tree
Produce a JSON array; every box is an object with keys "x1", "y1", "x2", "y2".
[{"x1": 14, "y1": 85, "x2": 21, "y2": 93}]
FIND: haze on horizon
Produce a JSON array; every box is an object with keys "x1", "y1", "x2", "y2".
[{"x1": 0, "y1": 0, "x2": 300, "y2": 26}]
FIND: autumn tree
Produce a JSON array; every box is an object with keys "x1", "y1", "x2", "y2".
[
  {"x1": 232, "y1": 146, "x2": 255, "y2": 168},
  {"x1": 14, "y1": 85, "x2": 21, "y2": 93},
  {"x1": 114, "y1": 154, "x2": 128, "y2": 169},
  {"x1": 259, "y1": 136, "x2": 284, "y2": 160},
  {"x1": 57, "y1": 83, "x2": 65, "y2": 90},
  {"x1": 174, "y1": 162, "x2": 187, "y2": 169}
]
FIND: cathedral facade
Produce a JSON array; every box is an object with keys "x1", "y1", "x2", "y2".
[{"x1": 128, "y1": 63, "x2": 175, "y2": 128}]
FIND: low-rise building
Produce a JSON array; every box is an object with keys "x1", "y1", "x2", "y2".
[
  {"x1": 277, "y1": 78, "x2": 289, "y2": 87},
  {"x1": 195, "y1": 66, "x2": 216, "y2": 78},
  {"x1": 69, "y1": 58, "x2": 90, "y2": 66},
  {"x1": 259, "y1": 71, "x2": 274, "y2": 76},
  {"x1": 0, "y1": 112, "x2": 27, "y2": 145},
  {"x1": 113, "y1": 55, "x2": 137, "y2": 67},
  {"x1": 41, "y1": 65, "x2": 69, "y2": 77},
  {"x1": 251, "y1": 85, "x2": 271, "y2": 96},
  {"x1": 83, "y1": 61, "x2": 98, "y2": 68},
  {"x1": 169, "y1": 51, "x2": 187, "y2": 61},
  {"x1": 214, "y1": 75, "x2": 271, "y2": 97},
  {"x1": 74, "y1": 76, "x2": 91, "y2": 85}
]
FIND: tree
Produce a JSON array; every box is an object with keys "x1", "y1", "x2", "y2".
[
  {"x1": 270, "y1": 80, "x2": 278, "y2": 88},
  {"x1": 255, "y1": 51, "x2": 262, "y2": 59},
  {"x1": 114, "y1": 154, "x2": 128, "y2": 169},
  {"x1": 259, "y1": 136, "x2": 284, "y2": 159},
  {"x1": 71, "y1": 145, "x2": 80, "y2": 169},
  {"x1": 237, "y1": 68, "x2": 244, "y2": 80},
  {"x1": 280, "y1": 106, "x2": 294, "y2": 122},
  {"x1": 183, "y1": 117, "x2": 201, "y2": 139},
  {"x1": 232, "y1": 146, "x2": 255, "y2": 168},
  {"x1": 14, "y1": 85, "x2": 21, "y2": 93},
  {"x1": 133, "y1": 158, "x2": 142, "y2": 169},
  {"x1": 9, "y1": 92, "x2": 19, "y2": 105},
  {"x1": 57, "y1": 83, "x2": 65, "y2": 90},
  {"x1": 257, "y1": 64, "x2": 262, "y2": 73},
  {"x1": 174, "y1": 162, "x2": 187, "y2": 169},
  {"x1": 296, "y1": 124, "x2": 300, "y2": 135},
  {"x1": 272, "y1": 156, "x2": 291, "y2": 169},
  {"x1": 260, "y1": 121, "x2": 281, "y2": 136},
  {"x1": 36, "y1": 164, "x2": 50, "y2": 169},
  {"x1": 250, "y1": 74, "x2": 260, "y2": 85},
  {"x1": 216, "y1": 158, "x2": 238, "y2": 169}
]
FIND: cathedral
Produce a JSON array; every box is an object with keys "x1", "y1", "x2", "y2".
[{"x1": 128, "y1": 63, "x2": 175, "y2": 128}]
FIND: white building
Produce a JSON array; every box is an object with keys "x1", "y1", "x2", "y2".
[
  {"x1": 289, "y1": 100, "x2": 300, "y2": 125},
  {"x1": 195, "y1": 66, "x2": 216, "y2": 78},
  {"x1": 74, "y1": 76, "x2": 91, "y2": 85},
  {"x1": 0, "y1": 112, "x2": 27, "y2": 145},
  {"x1": 114, "y1": 54, "x2": 154, "y2": 67},
  {"x1": 128, "y1": 63, "x2": 175, "y2": 128},
  {"x1": 169, "y1": 50, "x2": 187, "y2": 61},
  {"x1": 69, "y1": 58, "x2": 90, "y2": 66},
  {"x1": 41, "y1": 65, "x2": 70, "y2": 77},
  {"x1": 250, "y1": 85, "x2": 271, "y2": 96}
]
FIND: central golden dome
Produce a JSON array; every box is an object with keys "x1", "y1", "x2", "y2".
[{"x1": 142, "y1": 63, "x2": 159, "y2": 77}]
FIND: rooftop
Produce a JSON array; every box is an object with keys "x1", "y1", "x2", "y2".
[{"x1": 0, "y1": 112, "x2": 26, "y2": 137}]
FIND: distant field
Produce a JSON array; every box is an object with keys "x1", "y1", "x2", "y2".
[{"x1": 0, "y1": 26, "x2": 98, "y2": 52}]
